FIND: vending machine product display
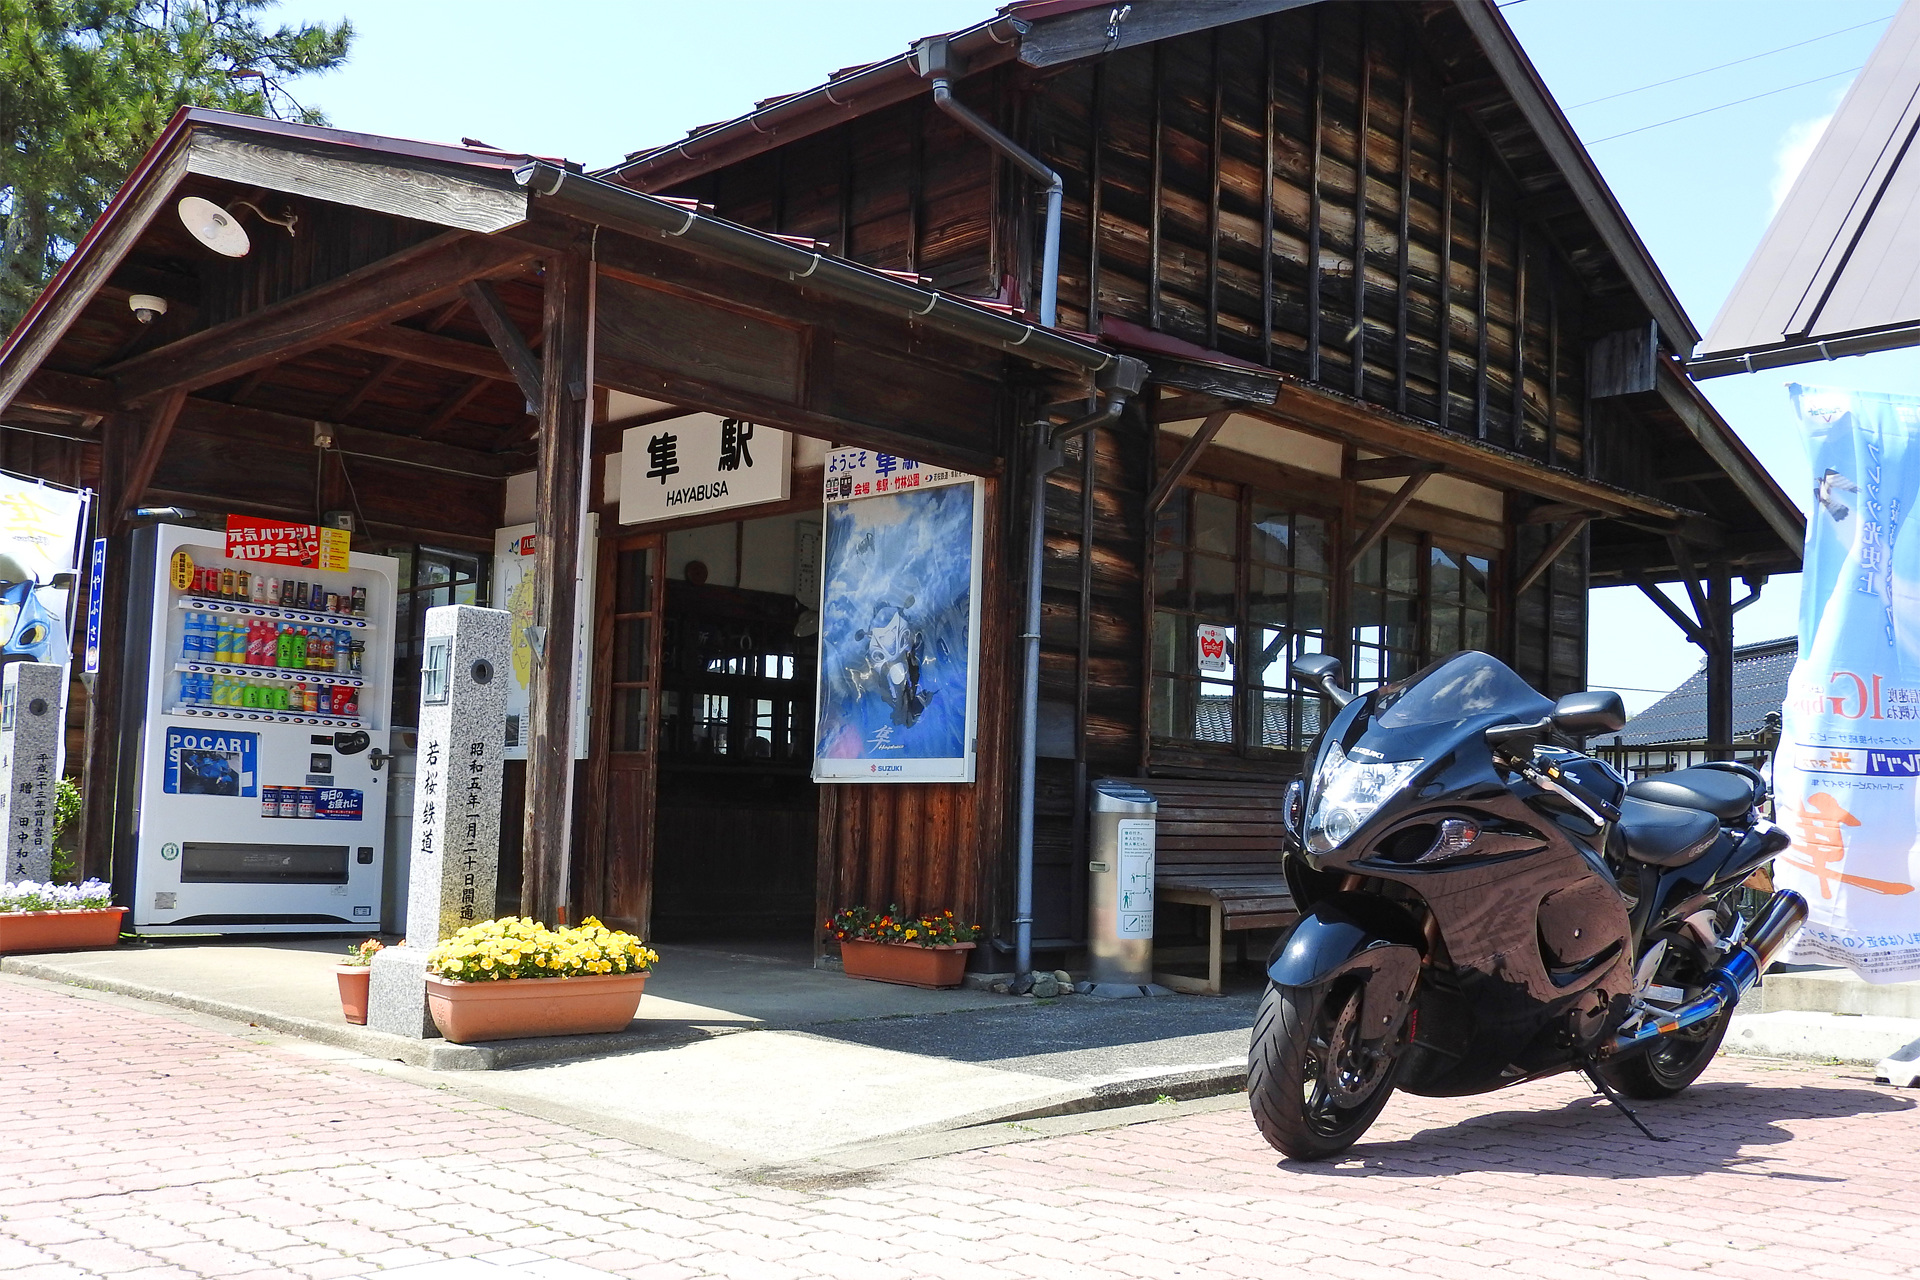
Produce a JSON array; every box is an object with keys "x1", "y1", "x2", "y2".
[{"x1": 127, "y1": 523, "x2": 397, "y2": 934}]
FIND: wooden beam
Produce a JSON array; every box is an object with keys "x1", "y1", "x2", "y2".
[
  {"x1": 1523, "y1": 501, "x2": 1595, "y2": 524},
  {"x1": 105, "y1": 232, "x2": 533, "y2": 403},
  {"x1": 1634, "y1": 577, "x2": 1707, "y2": 649},
  {"x1": 342, "y1": 324, "x2": 521, "y2": 384},
  {"x1": 422, "y1": 377, "x2": 496, "y2": 440},
  {"x1": 1348, "y1": 456, "x2": 1441, "y2": 483},
  {"x1": 521, "y1": 251, "x2": 595, "y2": 927},
  {"x1": 331, "y1": 298, "x2": 469, "y2": 419},
  {"x1": 460, "y1": 279, "x2": 543, "y2": 405},
  {"x1": 1147, "y1": 411, "x2": 1230, "y2": 516},
  {"x1": 1017, "y1": 0, "x2": 1317, "y2": 67},
  {"x1": 1344, "y1": 469, "x2": 1433, "y2": 572},
  {"x1": 18, "y1": 368, "x2": 514, "y2": 477},
  {"x1": 112, "y1": 390, "x2": 187, "y2": 533},
  {"x1": 1155, "y1": 392, "x2": 1240, "y2": 425},
  {"x1": 1512, "y1": 517, "x2": 1589, "y2": 597}
]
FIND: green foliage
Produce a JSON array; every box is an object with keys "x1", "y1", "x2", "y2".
[
  {"x1": 51, "y1": 776, "x2": 80, "y2": 881},
  {"x1": 0, "y1": 0, "x2": 354, "y2": 330}
]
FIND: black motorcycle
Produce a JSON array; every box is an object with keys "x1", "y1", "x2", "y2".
[{"x1": 1247, "y1": 650, "x2": 1807, "y2": 1161}]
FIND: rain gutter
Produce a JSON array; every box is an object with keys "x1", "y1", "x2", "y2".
[{"x1": 512, "y1": 161, "x2": 1111, "y2": 376}]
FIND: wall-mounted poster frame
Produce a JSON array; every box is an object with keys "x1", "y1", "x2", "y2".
[{"x1": 811, "y1": 448, "x2": 983, "y2": 783}]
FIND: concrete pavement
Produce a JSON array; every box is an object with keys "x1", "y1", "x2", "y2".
[{"x1": 5, "y1": 970, "x2": 1920, "y2": 1280}]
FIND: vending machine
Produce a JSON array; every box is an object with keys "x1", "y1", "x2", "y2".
[{"x1": 126, "y1": 523, "x2": 398, "y2": 934}]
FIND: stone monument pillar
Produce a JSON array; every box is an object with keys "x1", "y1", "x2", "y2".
[
  {"x1": 0, "y1": 663, "x2": 65, "y2": 884},
  {"x1": 368, "y1": 605, "x2": 509, "y2": 1037}
]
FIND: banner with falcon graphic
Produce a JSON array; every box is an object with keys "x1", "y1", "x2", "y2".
[{"x1": 1777, "y1": 385, "x2": 1920, "y2": 980}]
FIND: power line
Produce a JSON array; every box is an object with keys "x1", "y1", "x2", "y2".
[
  {"x1": 1567, "y1": 15, "x2": 1890, "y2": 110},
  {"x1": 1586, "y1": 66, "x2": 1861, "y2": 145}
]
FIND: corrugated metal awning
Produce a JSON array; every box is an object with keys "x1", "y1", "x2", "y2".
[{"x1": 1696, "y1": 2, "x2": 1920, "y2": 376}]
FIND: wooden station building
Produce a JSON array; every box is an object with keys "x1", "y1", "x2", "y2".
[{"x1": 0, "y1": 0, "x2": 1802, "y2": 965}]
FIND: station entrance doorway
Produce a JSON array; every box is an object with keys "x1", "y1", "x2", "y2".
[{"x1": 601, "y1": 508, "x2": 821, "y2": 945}]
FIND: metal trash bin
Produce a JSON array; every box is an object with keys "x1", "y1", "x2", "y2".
[{"x1": 1083, "y1": 779, "x2": 1172, "y2": 998}]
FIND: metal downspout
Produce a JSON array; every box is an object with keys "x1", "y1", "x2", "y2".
[
  {"x1": 917, "y1": 39, "x2": 1063, "y2": 328},
  {"x1": 1011, "y1": 357, "x2": 1145, "y2": 984}
]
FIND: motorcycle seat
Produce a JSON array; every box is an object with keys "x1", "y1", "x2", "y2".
[
  {"x1": 1616, "y1": 796, "x2": 1720, "y2": 868},
  {"x1": 1624, "y1": 767, "x2": 1758, "y2": 822}
]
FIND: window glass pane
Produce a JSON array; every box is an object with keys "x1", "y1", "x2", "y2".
[
  {"x1": 616, "y1": 548, "x2": 653, "y2": 613},
  {"x1": 1154, "y1": 496, "x2": 1188, "y2": 549},
  {"x1": 1151, "y1": 610, "x2": 1179, "y2": 674},
  {"x1": 1250, "y1": 503, "x2": 1290, "y2": 566},
  {"x1": 1253, "y1": 626, "x2": 1290, "y2": 689},
  {"x1": 1353, "y1": 539, "x2": 1383, "y2": 588},
  {"x1": 1252, "y1": 685, "x2": 1291, "y2": 748},
  {"x1": 1150, "y1": 676, "x2": 1181, "y2": 738},
  {"x1": 1352, "y1": 586, "x2": 1383, "y2": 630},
  {"x1": 1248, "y1": 563, "x2": 1290, "y2": 626},
  {"x1": 1386, "y1": 537, "x2": 1419, "y2": 595},
  {"x1": 1153, "y1": 548, "x2": 1188, "y2": 609},
  {"x1": 614, "y1": 618, "x2": 651, "y2": 683},
  {"x1": 615, "y1": 688, "x2": 650, "y2": 752},
  {"x1": 1194, "y1": 492, "x2": 1237, "y2": 556},
  {"x1": 1464, "y1": 555, "x2": 1491, "y2": 609},
  {"x1": 1295, "y1": 515, "x2": 1329, "y2": 574},
  {"x1": 1463, "y1": 607, "x2": 1491, "y2": 652},
  {"x1": 1430, "y1": 547, "x2": 1460, "y2": 603},
  {"x1": 1384, "y1": 593, "x2": 1418, "y2": 629},
  {"x1": 1191, "y1": 554, "x2": 1236, "y2": 618},
  {"x1": 1292, "y1": 577, "x2": 1327, "y2": 634},
  {"x1": 1430, "y1": 607, "x2": 1461, "y2": 657},
  {"x1": 694, "y1": 693, "x2": 729, "y2": 755},
  {"x1": 1195, "y1": 680, "x2": 1235, "y2": 742}
]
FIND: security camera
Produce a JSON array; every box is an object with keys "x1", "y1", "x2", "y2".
[{"x1": 128, "y1": 293, "x2": 169, "y2": 324}]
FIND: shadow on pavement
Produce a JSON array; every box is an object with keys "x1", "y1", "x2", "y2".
[{"x1": 1283, "y1": 1079, "x2": 1914, "y2": 1178}]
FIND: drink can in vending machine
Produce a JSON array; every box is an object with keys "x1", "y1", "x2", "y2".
[
  {"x1": 279, "y1": 786, "x2": 299, "y2": 818},
  {"x1": 220, "y1": 568, "x2": 235, "y2": 598},
  {"x1": 297, "y1": 788, "x2": 316, "y2": 819},
  {"x1": 351, "y1": 585, "x2": 367, "y2": 616},
  {"x1": 261, "y1": 786, "x2": 279, "y2": 819},
  {"x1": 235, "y1": 570, "x2": 250, "y2": 600}
]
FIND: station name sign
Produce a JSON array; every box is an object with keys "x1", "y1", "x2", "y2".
[{"x1": 618, "y1": 413, "x2": 790, "y2": 525}]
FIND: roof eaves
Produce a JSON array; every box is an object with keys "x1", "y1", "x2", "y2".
[
  {"x1": 603, "y1": 14, "x2": 1026, "y2": 189},
  {"x1": 1449, "y1": 0, "x2": 1702, "y2": 356}
]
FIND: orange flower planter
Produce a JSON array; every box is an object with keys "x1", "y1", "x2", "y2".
[
  {"x1": 335, "y1": 966, "x2": 371, "y2": 1025},
  {"x1": 0, "y1": 907, "x2": 125, "y2": 955},
  {"x1": 838, "y1": 939, "x2": 974, "y2": 989},
  {"x1": 425, "y1": 971, "x2": 648, "y2": 1043}
]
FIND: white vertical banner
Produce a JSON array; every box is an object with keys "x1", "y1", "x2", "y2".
[{"x1": 1777, "y1": 385, "x2": 1920, "y2": 980}]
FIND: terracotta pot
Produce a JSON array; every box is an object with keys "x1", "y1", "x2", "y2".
[
  {"x1": 424, "y1": 970, "x2": 648, "y2": 1044},
  {"x1": 335, "y1": 966, "x2": 371, "y2": 1025},
  {"x1": 0, "y1": 907, "x2": 125, "y2": 955},
  {"x1": 838, "y1": 939, "x2": 975, "y2": 989}
]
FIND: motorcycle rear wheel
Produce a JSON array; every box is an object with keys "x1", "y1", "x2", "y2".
[
  {"x1": 1597, "y1": 1004, "x2": 1730, "y2": 1099},
  {"x1": 1248, "y1": 979, "x2": 1402, "y2": 1161}
]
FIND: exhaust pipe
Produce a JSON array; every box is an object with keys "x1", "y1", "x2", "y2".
[{"x1": 1606, "y1": 889, "x2": 1808, "y2": 1055}]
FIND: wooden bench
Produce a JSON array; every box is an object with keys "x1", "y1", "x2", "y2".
[{"x1": 1136, "y1": 777, "x2": 1298, "y2": 995}]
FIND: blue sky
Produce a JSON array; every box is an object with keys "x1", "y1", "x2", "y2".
[{"x1": 282, "y1": 0, "x2": 1899, "y2": 711}]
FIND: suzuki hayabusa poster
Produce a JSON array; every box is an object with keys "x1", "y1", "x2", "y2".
[{"x1": 812, "y1": 448, "x2": 982, "y2": 783}]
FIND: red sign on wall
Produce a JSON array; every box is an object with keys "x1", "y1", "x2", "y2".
[{"x1": 225, "y1": 516, "x2": 350, "y2": 571}]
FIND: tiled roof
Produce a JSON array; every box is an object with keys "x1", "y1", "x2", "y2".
[{"x1": 1613, "y1": 637, "x2": 1797, "y2": 747}]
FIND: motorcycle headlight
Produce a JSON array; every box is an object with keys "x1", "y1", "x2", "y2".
[{"x1": 1305, "y1": 741, "x2": 1423, "y2": 854}]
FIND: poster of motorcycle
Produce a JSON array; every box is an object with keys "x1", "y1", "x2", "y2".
[
  {"x1": 812, "y1": 448, "x2": 982, "y2": 783},
  {"x1": 1777, "y1": 384, "x2": 1920, "y2": 981},
  {"x1": 0, "y1": 473, "x2": 88, "y2": 670}
]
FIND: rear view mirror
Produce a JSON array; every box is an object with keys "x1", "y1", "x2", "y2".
[
  {"x1": 1552, "y1": 689, "x2": 1626, "y2": 737},
  {"x1": 1290, "y1": 653, "x2": 1355, "y2": 708}
]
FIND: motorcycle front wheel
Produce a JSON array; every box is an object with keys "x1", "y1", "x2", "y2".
[{"x1": 1248, "y1": 979, "x2": 1403, "y2": 1161}]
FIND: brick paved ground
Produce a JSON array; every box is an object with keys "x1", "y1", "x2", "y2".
[{"x1": 4, "y1": 977, "x2": 1918, "y2": 1280}]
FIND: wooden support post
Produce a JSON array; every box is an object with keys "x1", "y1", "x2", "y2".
[
  {"x1": 1706, "y1": 562, "x2": 1734, "y2": 760},
  {"x1": 520, "y1": 252, "x2": 595, "y2": 926},
  {"x1": 77, "y1": 414, "x2": 134, "y2": 885}
]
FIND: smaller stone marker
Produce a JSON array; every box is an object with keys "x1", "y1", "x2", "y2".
[
  {"x1": 0, "y1": 662, "x2": 64, "y2": 884},
  {"x1": 368, "y1": 605, "x2": 509, "y2": 1038}
]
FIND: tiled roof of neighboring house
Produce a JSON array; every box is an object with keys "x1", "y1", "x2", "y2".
[{"x1": 1612, "y1": 637, "x2": 1797, "y2": 747}]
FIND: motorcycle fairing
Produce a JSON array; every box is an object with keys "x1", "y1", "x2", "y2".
[{"x1": 1266, "y1": 895, "x2": 1422, "y2": 1037}]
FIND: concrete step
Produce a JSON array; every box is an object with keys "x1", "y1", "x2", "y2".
[
  {"x1": 1760, "y1": 967, "x2": 1920, "y2": 1019},
  {"x1": 1726, "y1": 1010, "x2": 1920, "y2": 1067}
]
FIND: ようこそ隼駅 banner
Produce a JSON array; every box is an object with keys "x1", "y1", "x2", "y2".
[
  {"x1": 1778, "y1": 385, "x2": 1920, "y2": 980},
  {"x1": 811, "y1": 448, "x2": 982, "y2": 783}
]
